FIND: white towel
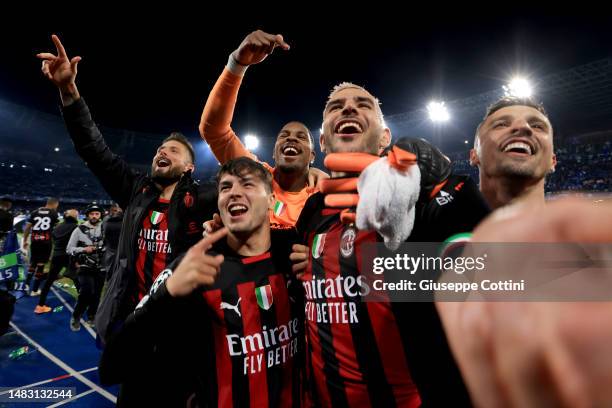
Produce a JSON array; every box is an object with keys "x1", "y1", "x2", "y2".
[{"x1": 356, "y1": 158, "x2": 421, "y2": 250}]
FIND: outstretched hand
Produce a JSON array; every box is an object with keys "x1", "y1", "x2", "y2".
[{"x1": 36, "y1": 34, "x2": 81, "y2": 105}]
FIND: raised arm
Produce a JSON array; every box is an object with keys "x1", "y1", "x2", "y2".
[{"x1": 198, "y1": 30, "x2": 289, "y2": 164}]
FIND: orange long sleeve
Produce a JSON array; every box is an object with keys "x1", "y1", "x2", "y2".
[{"x1": 198, "y1": 68, "x2": 257, "y2": 164}]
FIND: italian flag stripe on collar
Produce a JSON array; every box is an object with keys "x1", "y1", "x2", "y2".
[{"x1": 273, "y1": 200, "x2": 284, "y2": 216}]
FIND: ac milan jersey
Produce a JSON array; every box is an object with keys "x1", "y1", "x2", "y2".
[
  {"x1": 296, "y1": 175, "x2": 489, "y2": 407},
  {"x1": 113, "y1": 229, "x2": 305, "y2": 407},
  {"x1": 28, "y1": 207, "x2": 59, "y2": 244},
  {"x1": 135, "y1": 198, "x2": 172, "y2": 300}
]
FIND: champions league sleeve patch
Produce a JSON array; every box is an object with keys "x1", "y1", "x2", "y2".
[{"x1": 135, "y1": 268, "x2": 173, "y2": 309}]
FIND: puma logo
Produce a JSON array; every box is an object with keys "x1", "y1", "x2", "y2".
[{"x1": 220, "y1": 298, "x2": 242, "y2": 317}]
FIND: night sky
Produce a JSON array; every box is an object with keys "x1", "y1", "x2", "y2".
[{"x1": 2, "y1": 14, "x2": 611, "y2": 167}]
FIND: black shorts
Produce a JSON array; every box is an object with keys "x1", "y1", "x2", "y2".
[{"x1": 30, "y1": 243, "x2": 52, "y2": 265}]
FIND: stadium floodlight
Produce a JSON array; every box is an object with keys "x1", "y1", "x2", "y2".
[
  {"x1": 244, "y1": 134, "x2": 259, "y2": 150},
  {"x1": 427, "y1": 101, "x2": 450, "y2": 122},
  {"x1": 464, "y1": 140, "x2": 469, "y2": 144},
  {"x1": 54, "y1": 147, "x2": 60, "y2": 152},
  {"x1": 503, "y1": 77, "x2": 533, "y2": 98}
]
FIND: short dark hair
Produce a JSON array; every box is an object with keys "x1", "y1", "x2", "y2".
[
  {"x1": 283, "y1": 121, "x2": 314, "y2": 147},
  {"x1": 47, "y1": 197, "x2": 59, "y2": 206},
  {"x1": 216, "y1": 157, "x2": 272, "y2": 193},
  {"x1": 483, "y1": 96, "x2": 548, "y2": 120},
  {"x1": 475, "y1": 96, "x2": 551, "y2": 148},
  {"x1": 163, "y1": 132, "x2": 195, "y2": 164}
]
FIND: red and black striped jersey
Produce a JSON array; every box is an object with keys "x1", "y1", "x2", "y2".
[
  {"x1": 27, "y1": 207, "x2": 59, "y2": 243},
  {"x1": 296, "y1": 175, "x2": 489, "y2": 408},
  {"x1": 101, "y1": 229, "x2": 305, "y2": 408},
  {"x1": 134, "y1": 198, "x2": 172, "y2": 301}
]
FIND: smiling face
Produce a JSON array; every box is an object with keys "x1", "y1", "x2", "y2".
[
  {"x1": 217, "y1": 162, "x2": 274, "y2": 236},
  {"x1": 471, "y1": 104, "x2": 556, "y2": 182},
  {"x1": 151, "y1": 140, "x2": 194, "y2": 181},
  {"x1": 320, "y1": 84, "x2": 391, "y2": 155},
  {"x1": 272, "y1": 121, "x2": 314, "y2": 173}
]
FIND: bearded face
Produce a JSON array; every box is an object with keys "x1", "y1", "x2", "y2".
[{"x1": 151, "y1": 140, "x2": 194, "y2": 185}]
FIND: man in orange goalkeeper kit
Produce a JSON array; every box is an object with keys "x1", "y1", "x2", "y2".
[{"x1": 199, "y1": 30, "x2": 328, "y2": 229}]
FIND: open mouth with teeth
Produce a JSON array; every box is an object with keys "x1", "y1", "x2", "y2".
[
  {"x1": 502, "y1": 141, "x2": 534, "y2": 156},
  {"x1": 281, "y1": 145, "x2": 301, "y2": 157},
  {"x1": 156, "y1": 157, "x2": 171, "y2": 168},
  {"x1": 335, "y1": 120, "x2": 364, "y2": 137},
  {"x1": 228, "y1": 203, "x2": 248, "y2": 218}
]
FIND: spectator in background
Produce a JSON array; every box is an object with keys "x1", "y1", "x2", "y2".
[
  {"x1": 35, "y1": 208, "x2": 79, "y2": 314},
  {"x1": 102, "y1": 203, "x2": 123, "y2": 280},
  {"x1": 67, "y1": 204, "x2": 105, "y2": 331}
]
